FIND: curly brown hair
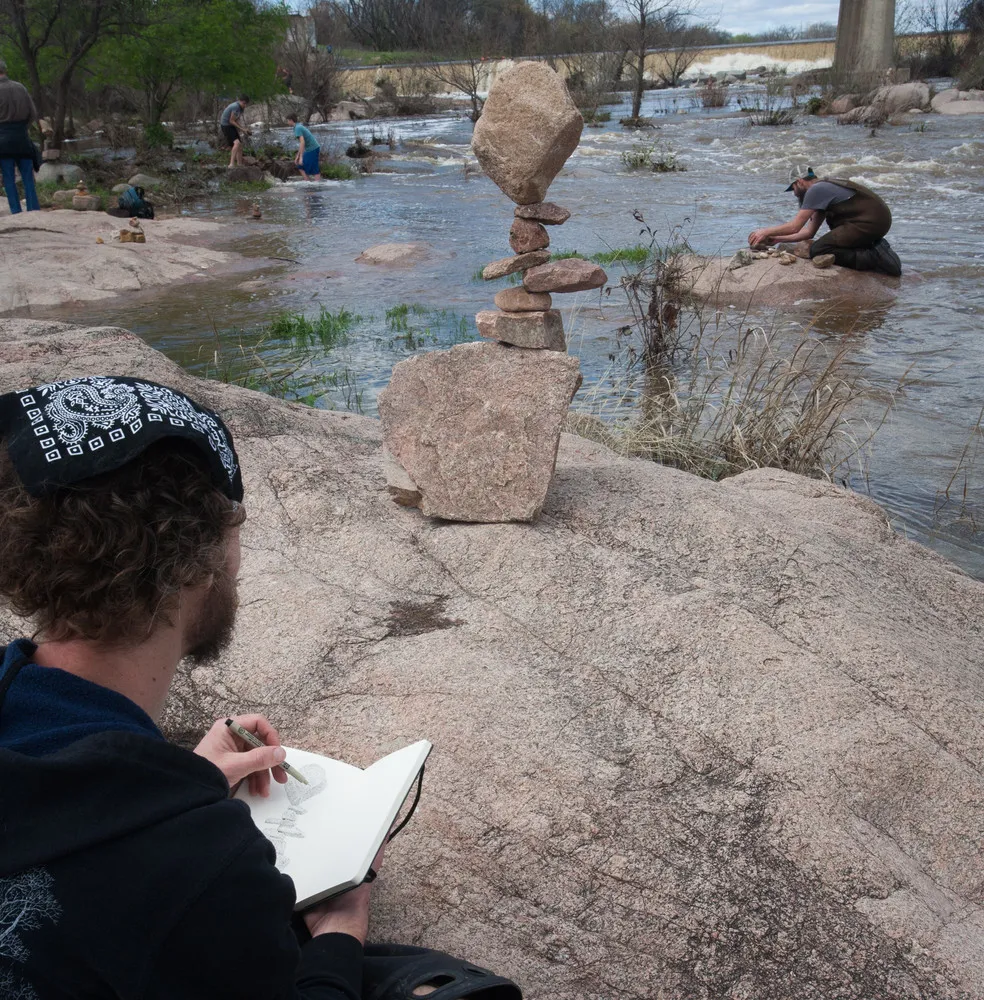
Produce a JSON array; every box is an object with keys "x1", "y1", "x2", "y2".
[{"x1": 0, "y1": 438, "x2": 245, "y2": 645}]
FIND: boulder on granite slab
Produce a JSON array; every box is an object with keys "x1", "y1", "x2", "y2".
[
  {"x1": 127, "y1": 172, "x2": 163, "y2": 189},
  {"x1": 870, "y1": 81, "x2": 930, "y2": 114},
  {"x1": 523, "y1": 258, "x2": 607, "y2": 293},
  {"x1": 828, "y1": 94, "x2": 860, "y2": 114},
  {"x1": 933, "y1": 89, "x2": 984, "y2": 115},
  {"x1": 36, "y1": 163, "x2": 83, "y2": 186},
  {"x1": 51, "y1": 190, "x2": 75, "y2": 206},
  {"x1": 355, "y1": 242, "x2": 431, "y2": 266},
  {"x1": 475, "y1": 309, "x2": 566, "y2": 350},
  {"x1": 514, "y1": 201, "x2": 571, "y2": 225},
  {"x1": 378, "y1": 341, "x2": 581, "y2": 522},
  {"x1": 471, "y1": 63, "x2": 583, "y2": 205},
  {"x1": 72, "y1": 194, "x2": 101, "y2": 212},
  {"x1": 494, "y1": 287, "x2": 552, "y2": 312},
  {"x1": 509, "y1": 217, "x2": 549, "y2": 254},
  {"x1": 482, "y1": 250, "x2": 550, "y2": 280}
]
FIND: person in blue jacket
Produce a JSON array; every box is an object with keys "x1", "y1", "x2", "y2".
[{"x1": 0, "y1": 375, "x2": 520, "y2": 1000}]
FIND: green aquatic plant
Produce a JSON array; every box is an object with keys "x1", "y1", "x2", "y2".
[
  {"x1": 592, "y1": 245, "x2": 652, "y2": 266},
  {"x1": 620, "y1": 139, "x2": 686, "y2": 173},
  {"x1": 386, "y1": 302, "x2": 429, "y2": 331},
  {"x1": 266, "y1": 307, "x2": 359, "y2": 350}
]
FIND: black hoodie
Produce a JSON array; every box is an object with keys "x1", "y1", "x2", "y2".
[{"x1": 0, "y1": 639, "x2": 363, "y2": 999}]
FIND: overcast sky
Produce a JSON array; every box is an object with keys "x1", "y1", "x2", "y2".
[{"x1": 698, "y1": 2, "x2": 841, "y2": 35}]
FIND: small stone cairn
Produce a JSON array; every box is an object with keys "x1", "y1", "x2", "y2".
[{"x1": 378, "y1": 62, "x2": 604, "y2": 523}]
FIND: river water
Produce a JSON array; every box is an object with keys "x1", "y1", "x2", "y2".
[{"x1": 27, "y1": 85, "x2": 984, "y2": 577}]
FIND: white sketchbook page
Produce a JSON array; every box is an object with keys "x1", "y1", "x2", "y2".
[{"x1": 235, "y1": 740, "x2": 431, "y2": 908}]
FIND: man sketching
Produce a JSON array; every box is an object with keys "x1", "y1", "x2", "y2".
[{"x1": 0, "y1": 376, "x2": 519, "y2": 1000}]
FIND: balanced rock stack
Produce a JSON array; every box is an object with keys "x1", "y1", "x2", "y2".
[{"x1": 378, "y1": 63, "x2": 597, "y2": 523}]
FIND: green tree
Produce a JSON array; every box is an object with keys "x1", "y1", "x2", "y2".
[
  {"x1": 105, "y1": 0, "x2": 286, "y2": 125},
  {"x1": 0, "y1": 0, "x2": 145, "y2": 144}
]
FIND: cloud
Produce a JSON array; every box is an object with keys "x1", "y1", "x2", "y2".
[{"x1": 698, "y1": 1, "x2": 841, "y2": 34}]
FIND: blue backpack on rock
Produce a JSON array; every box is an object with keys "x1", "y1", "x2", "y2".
[{"x1": 117, "y1": 185, "x2": 154, "y2": 219}]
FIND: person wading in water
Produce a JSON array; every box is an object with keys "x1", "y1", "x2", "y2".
[{"x1": 748, "y1": 168, "x2": 902, "y2": 276}]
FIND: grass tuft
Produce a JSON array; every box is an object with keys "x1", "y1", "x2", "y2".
[{"x1": 266, "y1": 307, "x2": 359, "y2": 350}]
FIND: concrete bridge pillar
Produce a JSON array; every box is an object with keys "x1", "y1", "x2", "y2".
[{"x1": 834, "y1": 0, "x2": 896, "y2": 77}]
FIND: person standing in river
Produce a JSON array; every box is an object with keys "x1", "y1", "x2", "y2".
[
  {"x1": 748, "y1": 168, "x2": 902, "y2": 276},
  {"x1": 286, "y1": 113, "x2": 321, "y2": 181},
  {"x1": 0, "y1": 58, "x2": 40, "y2": 215},
  {"x1": 220, "y1": 95, "x2": 250, "y2": 168}
]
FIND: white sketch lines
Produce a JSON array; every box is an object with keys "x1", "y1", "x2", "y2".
[{"x1": 263, "y1": 764, "x2": 327, "y2": 867}]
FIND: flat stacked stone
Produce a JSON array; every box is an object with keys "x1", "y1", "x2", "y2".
[
  {"x1": 475, "y1": 309, "x2": 565, "y2": 351},
  {"x1": 494, "y1": 288, "x2": 552, "y2": 312},
  {"x1": 482, "y1": 250, "x2": 550, "y2": 281},
  {"x1": 523, "y1": 259, "x2": 607, "y2": 294}
]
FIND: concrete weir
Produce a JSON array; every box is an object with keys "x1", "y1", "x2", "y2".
[{"x1": 835, "y1": 0, "x2": 897, "y2": 76}]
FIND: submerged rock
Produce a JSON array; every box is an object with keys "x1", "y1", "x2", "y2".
[
  {"x1": 355, "y1": 242, "x2": 431, "y2": 265},
  {"x1": 0, "y1": 321, "x2": 982, "y2": 998}
]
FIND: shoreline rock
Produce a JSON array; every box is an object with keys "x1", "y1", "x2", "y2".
[
  {"x1": 675, "y1": 253, "x2": 900, "y2": 309},
  {"x1": 0, "y1": 211, "x2": 240, "y2": 313},
  {"x1": 1, "y1": 320, "x2": 982, "y2": 999}
]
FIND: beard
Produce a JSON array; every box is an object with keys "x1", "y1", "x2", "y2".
[{"x1": 185, "y1": 568, "x2": 239, "y2": 664}]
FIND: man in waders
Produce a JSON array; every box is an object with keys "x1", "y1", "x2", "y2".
[{"x1": 748, "y1": 168, "x2": 902, "y2": 276}]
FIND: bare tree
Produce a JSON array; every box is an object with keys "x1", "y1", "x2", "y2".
[
  {"x1": 280, "y1": 15, "x2": 342, "y2": 120},
  {"x1": 617, "y1": 0, "x2": 699, "y2": 120}
]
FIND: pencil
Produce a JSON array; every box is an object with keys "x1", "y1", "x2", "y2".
[{"x1": 225, "y1": 718, "x2": 309, "y2": 785}]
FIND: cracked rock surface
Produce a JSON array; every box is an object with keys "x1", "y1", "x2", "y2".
[
  {"x1": 0, "y1": 211, "x2": 237, "y2": 311},
  {"x1": 1, "y1": 320, "x2": 983, "y2": 999}
]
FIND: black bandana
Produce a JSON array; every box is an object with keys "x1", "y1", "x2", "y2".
[{"x1": 0, "y1": 377, "x2": 243, "y2": 500}]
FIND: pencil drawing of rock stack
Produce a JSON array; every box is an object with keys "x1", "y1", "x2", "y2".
[{"x1": 378, "y1": 62, "x2": 606, "y2": 523}]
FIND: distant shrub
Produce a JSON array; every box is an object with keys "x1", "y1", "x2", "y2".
[{"x1": 142, "y1": 123, "x2": 174, "y2": 149}]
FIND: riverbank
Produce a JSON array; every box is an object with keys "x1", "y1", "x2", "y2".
[
  {"x1": 0, "y1": 211, "x2": 249, "y2": 311},
  {"x1": 2, "y1": 317, "x2": 983, "y2": 999}
]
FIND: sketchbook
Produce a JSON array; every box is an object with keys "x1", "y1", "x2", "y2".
[{"x1": 235, "y1": 740, "x2": 432, "y2": 909}]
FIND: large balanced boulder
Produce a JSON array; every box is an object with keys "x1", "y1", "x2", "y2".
[
  {"x1": 378, "y1": 340, "x2": 581, "y2": 521},
  {"x1": 2, "y1": 322, "x2": 984, "y2": 998},
  {"x1": 472, "y1": 63, "x2": 583, "y2": 205}
]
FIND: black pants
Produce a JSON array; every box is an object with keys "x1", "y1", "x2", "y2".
[{"x1": 811, "y1": 224, "x2": 902, "y2": 277}]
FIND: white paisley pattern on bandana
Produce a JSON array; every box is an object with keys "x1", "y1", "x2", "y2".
[
  {"x1": 0, "y1": 867, "x2": 61, "y2": 1000},
  {"x1": 133, "y1": 381, "x2": 237, "y2": 482},
  {"x1": 22, "y1": 377, "x2": 238, "y2": 483}
]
